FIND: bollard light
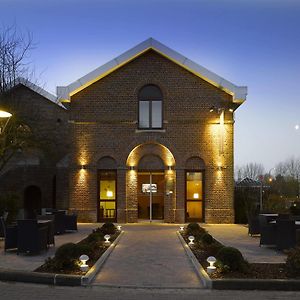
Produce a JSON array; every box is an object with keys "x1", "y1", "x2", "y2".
[
  {"x1": 104, "y1": 234, "x2": 111, "y2": 243},
  {"x1": 179, "y1": 226, "x2": 184, "y2": 231},
  {"x1": 117, "y1": 225, "x2": 122, "y2": 231},
  {"x1": 79, "y1": 254, "x2": 89, "y2": 272},
  {"x1": 206, "y1": 256, "x2": 217, "y2": 274},
  {"x1": 188, "y1": 235, "x2": 195, "y2": 245}
]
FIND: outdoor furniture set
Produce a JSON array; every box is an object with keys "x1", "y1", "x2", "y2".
[
  {"x1": 248, "y1": 213, "x2": 300, "y2": 250},
  {"x1": 0, "y1": 211, "x2": 77, "y2": 255}
]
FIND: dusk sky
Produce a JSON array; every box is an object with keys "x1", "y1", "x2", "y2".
[{"x1": 1, "y1": 0, "x2": 300, "y2": 171}]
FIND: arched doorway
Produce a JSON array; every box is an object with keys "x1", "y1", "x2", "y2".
[
  {"x1": 126, "y1": 142, "x2": 176, "y2": 223},
  {"x1": 137, "y1": 154, "x2": 165, "y2": 221},
  {"x1": 24, "y1": 185, "x2": 42, "y2": 219}
]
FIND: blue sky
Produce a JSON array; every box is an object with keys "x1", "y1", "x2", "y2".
[{"x1": 1, "y1": 0, "x2": 300, "y2": 170}]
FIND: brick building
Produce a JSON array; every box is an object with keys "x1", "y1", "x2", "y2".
[{"x1": 0, "y1": 38, "x2": 247, "y2": 223}]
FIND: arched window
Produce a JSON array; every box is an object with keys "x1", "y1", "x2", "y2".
[{"x1": 138, "y1": 85, "x2": 163, "y2": 129}]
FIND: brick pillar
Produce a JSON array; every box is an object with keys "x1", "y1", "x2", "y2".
[
  {"x1": 175, "y1": 168, "x2": 185, "y2": 223},
  {"x1": 126, "y1": 169, "x2": 138, "y2": 222},
  {"x1": 117, "y1": 169, "x2": 126, "y2": 223}
]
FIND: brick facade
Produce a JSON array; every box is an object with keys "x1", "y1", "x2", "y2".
[
  {"x1": 69, "y1": 50, "x2": 235, "y2": 223},
  {"x1": 0, "y1": 48, "x2": 241, "y2": 224}
]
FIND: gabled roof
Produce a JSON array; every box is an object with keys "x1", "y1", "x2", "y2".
[
  {"x1": 57, "y1": 38, "x2": 247, "y2": 103},
  {"x1": 236, "y1": 177, "x2": 261, "y2": 187},
  {"x1": 14, "y1": 78, "x2": 66, "y2": 109}
]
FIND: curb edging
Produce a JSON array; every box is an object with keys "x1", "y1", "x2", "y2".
[
  {"x1": 81, "y1": 230, "x2": 124, "y2": 285},
  {"x1": 177, "y1": 231, "x2": 300, "y2": 291},
  {"x1": 0, "y1": 230, "x2": 124, "y2": 286},
  {"x1": 177, "y1": 231, "x2": 212, "y2": 288}
]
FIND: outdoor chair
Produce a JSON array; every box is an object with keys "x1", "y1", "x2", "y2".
[
  {"x1": 259, "y1": 215, "x2": 276, "y2": 247},
  {"x1": 0, "y1": 217, "x2": 18, "y2": 252},
  {"x1": 276, "y1": 219, "x2": 296, "y2": 250},
  {"x1": 37, "y1": 215, "x2": 55, "y2": 245},
  {"x1": 53, "y1": 210, "x2": 66, "y2": 234},
  {"x1": 17, "y1": 219, "x2": 48, "y2": 254},
  {"x1": 64, "y1": 214, "x2": 78, "y2": 231},
  {"x1": 248, "y1": 216, "x2": 260, "y2": 236}
]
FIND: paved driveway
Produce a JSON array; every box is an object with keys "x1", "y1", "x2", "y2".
[
  {"x1": 93, "y1": 223, "x2": 202, "y2": 288},
  {"x1": 202, "y1": 224, "x2": 287, "y2": 263}
]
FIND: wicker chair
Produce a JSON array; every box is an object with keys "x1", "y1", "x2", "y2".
[
  {"x1": 0, "y1": 217, "x2": 18, "y2": 252},
  {"x1": 259, "y1": 215, "x2": 276, "y2": 247},
  {"x1": 276, "y1": 219, "x2": 296, "y2": 250},
  {"x1": 37, "y1": 215, "x2": 55, "y2": 245},
  {"x1": 17, "y1": 219, "x2": 48, "y2": 254}
]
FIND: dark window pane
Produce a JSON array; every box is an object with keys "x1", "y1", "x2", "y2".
[
  {"x1": 139, "y1": 101, "x2": 150, "y2": 128},
  {"x1": 152, "y1": 101, "x2": 162, "y2": 128},
  {"x1": 139, "y1": 85, "x2": 162, "y2": 100}
]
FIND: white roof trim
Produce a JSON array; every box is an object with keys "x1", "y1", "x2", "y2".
[
  {"x1": 57, "y1": 38, "x2": 247, "y2": 103},
  {"x1": 15, "y1": 78, "x2": 66, "y2": 109}
]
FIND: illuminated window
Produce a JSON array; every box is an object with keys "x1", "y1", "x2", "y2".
[
  {"x1": 186, "y1": 172, "x2": 203, "y2": 221},
  {"x1": 138, "y1": 85, "x2": 162, "y2": 129},
  {"x1": 98, "y1": 171, "x2": 116, "y2": 221}
]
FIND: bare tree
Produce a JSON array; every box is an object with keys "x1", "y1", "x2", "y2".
[
  {"x1": 275, "y1": 157, "x2": 300, "y2": 179},
  {"x1": 0, "y1": 24, "x2": 34, "y2": 94},
  {"x1": 0, "y1": 24, "x2": 35, "y2": 172},
  {"x1": 235, "y1": 163, "x2": 265, "y2": 181}
]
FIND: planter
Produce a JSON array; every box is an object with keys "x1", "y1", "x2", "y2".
[{"x1": 178, "y1": 231, "x2": 300, "y2": 291}]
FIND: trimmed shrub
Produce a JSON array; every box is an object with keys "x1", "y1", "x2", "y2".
[
  {"x1": 201, "y1": 233, "x2": 214, "y2": 245},
  {"x1": 99, "y1": 222, "x2": 116, "y2": 235},
  {"x1": 86, "y1": 231, "x2": 104, "y2": 243},
  {"x1": 216, "y1": 246, "x2": 247, "y2": 272},
  {"x1": 54, "y1": 243, "x2": 80, "y2": 270},
  {"x1": 186, "y1": 223, "x2": 206, "y2": 236},
  {"x1": 286, "y1": 247, "x2": 300, "y2": 276}
]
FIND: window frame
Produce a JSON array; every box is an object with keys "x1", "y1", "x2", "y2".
[
  {"x1": 97, "y1": 170, "x2": 117, "y2": 222},
  {"x1": 185, "y1": 170, "x2": 205, "y2": 222},
  {"x1": 138, "y1": 85, "x2": 163, "y2": 130}
]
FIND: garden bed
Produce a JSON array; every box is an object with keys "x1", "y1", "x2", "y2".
[
  {"x1": 35, "y1": 223, "x2": 120, "y2": 276},
  {"x1": 181, "y1": 223, "x2": 300, "y2": 280}
]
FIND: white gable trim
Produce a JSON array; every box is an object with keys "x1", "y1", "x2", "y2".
[{"x1": 57, "y1": 38, "x2": 247, "y2": 103}]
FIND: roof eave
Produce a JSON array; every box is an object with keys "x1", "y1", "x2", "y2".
[{"x1": 57, "y1": 38, "x2": 247, "y2": 104}]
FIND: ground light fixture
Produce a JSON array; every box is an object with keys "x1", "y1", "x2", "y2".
[
  {"x1": 188, "y1": 235, "x2": 195, "y2": 245},
  {"x1": 117, "y1": 225, "x2": 122, "y2": 231},
  {"x1": 104, "y1": 234, "x2": 111, "y2": 243},
  {"x1": 206, "y1": 256, "x2": 217, "y2": 274},
  {"x1": 179, "y1": 226, "x2": 184, "y2": 231},
  {"x1": 79, "y1": 254, "x2": 89, "y2": 272}
]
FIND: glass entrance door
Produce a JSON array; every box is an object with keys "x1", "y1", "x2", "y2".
[{"x1": 137, "y1": 172, "x2": 164, "y2": 222}]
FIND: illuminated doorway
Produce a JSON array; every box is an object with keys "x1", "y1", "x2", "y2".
[
  {"x1": 98, "y1": 170, "x2": 117, "y2": 222},
  {"x1": 185, "y1": 171, "x2": 204, "y2": 222},
  {"x1": 137, "y1": 172, "x2": 164, "y2": 222}
]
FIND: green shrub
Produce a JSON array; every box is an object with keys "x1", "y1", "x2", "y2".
[
  {"x1": 186, "y1": 223, "x2": 206, "y2": 236},
  {"x1": 201, "y1": 233, "x2": 214, "y2": 245},
  {"x1": 54, "y1": 243, "x2": 80, "y2": 270},
  {"x1": 99, "y1": 222, "x2": 116, "y2": 235},
  {"x1": 86, "y1": 231, "x2": 104, "y2": 243},
  {"x1": 286, "y1": 247, "x2": 300, "y2": 276},
  {"x1": 216, "y1": 246, "x2": 247, "y2": 272}
]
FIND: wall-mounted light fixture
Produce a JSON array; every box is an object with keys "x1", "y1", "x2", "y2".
[
  {"x1": 167, "y1": 165, "x2": 173, "y2": 171},
  {"x1": 129, "y1": 166, "x2": 135, "y2": 171},
  {"x1": 81, "y1": 165, "x2": 87, "y2": 170}
]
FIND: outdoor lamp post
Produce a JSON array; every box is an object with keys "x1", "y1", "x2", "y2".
[{"x1": 0, "y1": 109, "x2": 12, "y2": 135}]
